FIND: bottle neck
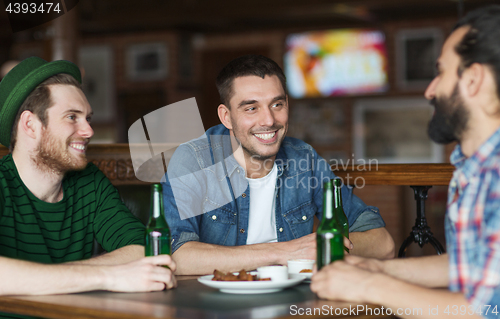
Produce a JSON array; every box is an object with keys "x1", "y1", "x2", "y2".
[{"x1": 334, "y1": 184, "x2": 342, "y2": 209}]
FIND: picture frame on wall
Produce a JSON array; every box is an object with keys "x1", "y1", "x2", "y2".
[
  {"x1": 79, "y1": 45, "x2": 116, "y2": 143},
  {"x1": 79, "y1": 45, "x2": 115, "y2": 123},
  {"x1": 353, "y1": 98, "x2": 443, "y2": 164},
  {"x1": 396, "y1": 28, "x2": 443, "y2": 90},
  {"x1": 126, "y1": 42, "x2": 168, "y2": 81}
]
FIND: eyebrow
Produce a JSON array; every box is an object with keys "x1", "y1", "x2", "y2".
[
  {"x1": 64, "y1": 109, "x2": 94, "y2": 117},
  {"x1": 237, "y1": 95, "x2": 287, "y2": 108}
]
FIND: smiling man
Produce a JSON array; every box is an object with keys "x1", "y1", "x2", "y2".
[
  {"x1": 163, "y1": 55, "x2": 394, "y2": 275},
  {"x1": 0, "y1": 57, "x2": 176, "y2": 303}
]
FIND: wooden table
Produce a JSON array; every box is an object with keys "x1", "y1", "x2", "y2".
[{"x1": 0, "y1": 277, "x2": 394, "y2": 319}]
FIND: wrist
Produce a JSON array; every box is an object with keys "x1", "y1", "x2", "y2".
[
  {"x1": 96, "y1": 265, "x2": 112, "y2": 291},
  {"x1": 364, "y1": 272, "x2": 388, "y2": 305},
  {"x1": 265, "y1": 241, "x2": 286, "y2": 265}
]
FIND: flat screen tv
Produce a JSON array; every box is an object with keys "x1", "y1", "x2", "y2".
[{"x1": 284, "y1": 29, "x2": 389, "y2": 98}]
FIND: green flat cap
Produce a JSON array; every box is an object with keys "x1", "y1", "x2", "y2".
[{"x1": 0, "y1": 56, "x2": 81, "y2": 147}]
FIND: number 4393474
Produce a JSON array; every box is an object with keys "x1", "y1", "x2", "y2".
[
  {"x1": 5, "y1": 2, "x2": 61, "y2": 14},
  {"x1": 443, "y1": 305, "x2": 498, "y2": 316}
]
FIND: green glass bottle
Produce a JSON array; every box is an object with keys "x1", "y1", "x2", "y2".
[
  {"x1": 145, "y1": 184, "x2": 171, "y2": 257},
  {"x1": 316, "y1": 180, "x2": 344, "y2": 270},
  {"x1": 333, "y1": 178, "x2": 349, "y2": 253}
]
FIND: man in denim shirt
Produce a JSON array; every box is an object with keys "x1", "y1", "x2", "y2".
[
  {"x1": 312, "y1": 6, "x2": 500, "y2": 319},
  {"x1": 163, "y1": 55, "x2": 394, "y2": 275}
]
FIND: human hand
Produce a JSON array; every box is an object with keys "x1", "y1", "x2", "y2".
[
  {"x1": 103, "y1": 255, "x2": 177, "y2": 292},
  {"x1": 310, "y1": 259, "x2": 378, "y2": 303},
  {"x1": 344, "y1": 237, "x2": 353, "y2": 252},
  {"x1": 278, "y1": 233, "x2": 316, "y2": 264}
]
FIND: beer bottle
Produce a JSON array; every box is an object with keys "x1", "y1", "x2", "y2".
[
  {"x1": 145, "y1": 184, "x2": 171, "y2": 257},
  {"x1": 333, "y1": 178, "x2": 349, "y2": 252},
  {"x1": 316, "y1": 180, "x2": 344, "y2": 270}
]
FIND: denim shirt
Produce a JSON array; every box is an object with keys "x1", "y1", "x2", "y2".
[{"x1": 162, "y1": 124, "x2": 384, "y2": 253}]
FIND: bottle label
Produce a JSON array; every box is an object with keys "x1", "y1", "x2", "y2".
[
  {"x1": 146, "y1": 230, "x2": 171, "y2": 256},
  {"x1": 320, "y1": 233, "x2": 333, "y2": 267}
]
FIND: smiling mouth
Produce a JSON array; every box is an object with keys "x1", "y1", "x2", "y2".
[
  {"x1": 69, "y1": 143, "x2": 87, "y2": 152},
  {"x1": 253, "y1": 131, "x2": 276, "y2": 141}
]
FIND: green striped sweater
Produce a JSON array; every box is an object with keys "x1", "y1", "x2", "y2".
[{"x1": 0, "y1": 153, "x2": 145, "y2": 318}]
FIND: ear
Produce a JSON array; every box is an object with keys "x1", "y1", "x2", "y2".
[
  {"x1": 217, "y1": 104, "x2": 233, "y2": 130},
  {"x1": 461, "y1": 63, "x2": 484, "y2": 98},
  {"x1": 18, "y1": 110, "x2": 41, "y2": 140}
]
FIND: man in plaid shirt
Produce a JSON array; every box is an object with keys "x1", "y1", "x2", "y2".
[{"x1": 311, "y1": 5, "x2": 500, "y2": 318}]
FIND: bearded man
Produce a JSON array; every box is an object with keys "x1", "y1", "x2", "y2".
[
  {"x1": 311, "y1": 5, "x2": 500, "y2": 319},
  {"x1": 0, "y1": 57, "x2": 176, "y2": 305}
]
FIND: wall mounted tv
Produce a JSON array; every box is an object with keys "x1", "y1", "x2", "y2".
[{"x1": 284, "y1": 29, "x2": 389, "y2": 98}]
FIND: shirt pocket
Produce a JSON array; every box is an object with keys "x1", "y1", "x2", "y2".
[
  {"x1": 282, "y1": 201, "x2": 317, "y2": 239},
  {"x1": 199, "y1": 202, "x2": 236, "y2": 246}
]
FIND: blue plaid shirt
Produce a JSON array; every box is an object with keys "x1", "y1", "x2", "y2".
[{"x1": 446, "y1": 127, "x2": 500, "y2": 318}]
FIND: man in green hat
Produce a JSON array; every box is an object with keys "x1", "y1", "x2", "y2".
[{"x1": 0, "y1": 57, "x2": 176, "y2": 298}]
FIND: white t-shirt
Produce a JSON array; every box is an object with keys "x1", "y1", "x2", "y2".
[{"x1": 245, "y1": 163, "x2": 278, "y2": 245}]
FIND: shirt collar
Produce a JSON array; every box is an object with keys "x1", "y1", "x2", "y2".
[{"x1": 451, "y1": 125, "x2": 500, "y2": 179}]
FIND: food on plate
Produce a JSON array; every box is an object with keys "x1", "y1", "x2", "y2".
[
  {"x1": 299, "y1": 269, "x2": 313, "y2": 273},
  {"x1": 212, "y1": 269, "x2": 271, "y2": 281}
]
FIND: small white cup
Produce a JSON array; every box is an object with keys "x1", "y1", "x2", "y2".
[
  {"x1": 257, "y1": 265, "x2": 288, "y2": 282},
  {"x1": 287, "y1": 259, "x2": 315, "y2": 274}
]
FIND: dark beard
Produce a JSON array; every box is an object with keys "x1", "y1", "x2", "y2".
[
  {"x1": 427, "y1": 84, "x2": 469, "y2": 144},
  {"x1": 33, "y1": 128, "x2": 88, "y2": 174}
]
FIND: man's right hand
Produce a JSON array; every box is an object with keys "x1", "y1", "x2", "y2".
[
  {"x1": 103, "y1": 255, "x2": 177, "y2": 292},
  {"x1": 277, "y1": 233, "x2": 355, "y2": 265},
  {"x1": 278, "y1": 233, "x2": 316, "y2": 263}
]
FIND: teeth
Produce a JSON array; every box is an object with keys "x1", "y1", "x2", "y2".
[
  {"x1": 254, "y1": 132, "x2": 276, "y2": 140},
  {"x1": 70, "y1": 144, "x2": 86, "y2": 150}
]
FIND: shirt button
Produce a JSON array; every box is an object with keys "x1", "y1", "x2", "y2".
[
  {"x1": 279, "y1": 227, "x2": 283, "y2": 232},
  {"x1": 237, "y1": 169, "x2": 240, "y2": 173},
  {"x1": 240, "y1": 229, "x2": 245, "y2": 233},
  {"x1": 242, "y1": 193, "x2": 247, "y2": 198},
  {"x1": 302, "y1": 216, "x2": 307, "y2": 221},
  {"x1": 212, "y1": 215, "x2": 217, "y2": 220}
]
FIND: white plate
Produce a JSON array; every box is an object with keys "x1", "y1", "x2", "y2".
[{"x1": 198, "y1": 274, "x2": 304, "y2": 294}]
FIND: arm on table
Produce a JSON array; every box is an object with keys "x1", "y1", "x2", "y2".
[
  {"x1": 336, "y1": 254, "x2": 449, "y2": 287},
  {"x1": 349, "y1": 227, "x2": 395, "y2": 259},
  {"x1": 173, "y1": 233, "x2": 316, "y2": 275},
  {"x1": 311, "y1": 257, "x2": 478, "y2": 319},
  {"x1": 0, "y1": 254, "x2": 177, "y2": 296},
  {"x1": 68, "y1": 245, "x2": 145, "y2": 266}
]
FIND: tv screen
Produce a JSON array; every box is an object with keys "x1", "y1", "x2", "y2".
[{"x1": 284, "y1": 29, "x2": 389, "y2": 98}]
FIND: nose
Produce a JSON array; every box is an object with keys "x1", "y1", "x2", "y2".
[
  {"x1": 425, "y1": 77, "x2": 438, "y2": 101},
  {"x1": 79, "y1": 120, "x2": 94, "y2": 139},
  {"x1": 259, "y1": 106, "x2": 275, "y2": 127}
]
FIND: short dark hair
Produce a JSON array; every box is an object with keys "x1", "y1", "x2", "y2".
[
  {"x1": 215, "y1": 55, "x2": 287, "y2": 108},
  {"x1": 454, "y1": 5, "x2": 500, "y2": 99},
  {"x1": 10, "y1": 73, "x2": 81, "y2": 151}
]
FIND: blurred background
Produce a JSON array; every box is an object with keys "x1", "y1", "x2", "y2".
[{"x1": 1, "y1": 0, "x2": 497, "y2": 256}]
